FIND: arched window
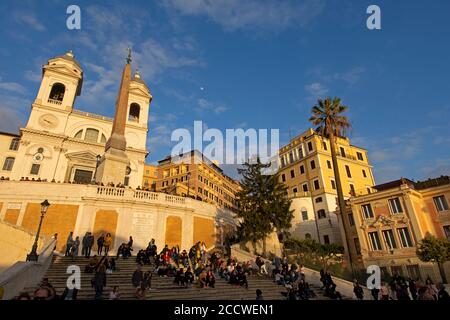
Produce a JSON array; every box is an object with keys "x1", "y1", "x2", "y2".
[
  {"x1": 74, "y1": 130, "x2": 83, "y2": 139},
  {"x1": 305, "y1": 233, "x2": 312, "y2": 239},
  {"x1": 85, "y1": 129, "x2": 99, "y2": 142},
  {"x1": 2, "y1": 157, "x2": 15, "y2": 171},
  {"x1": 100, "y1": 134, "x2": 107, "y2": 143},
  {"x1": 49, "y1": 83, "x2": 66, "y2": 102},
  {"x1": 129, "y1": 103, "x2": 140, "y2": 122}
]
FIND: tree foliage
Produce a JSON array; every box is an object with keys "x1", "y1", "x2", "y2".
[
  {"x1": 309, "y1": 97, "x2": 351, "y2": 139},
  {"x1": 284, "y1": 238, "x2": 344, "y2": 271},
  {"x1": 235, "y1": 158, "x2": 294, "y2": 246},
  {"x1": 416, "y1": 235, "x2": 450, "y2": 264}
]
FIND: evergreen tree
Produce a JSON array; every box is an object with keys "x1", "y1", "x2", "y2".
[{"x1": 235, "y1": 158, "x2": 294, "y2": 255}]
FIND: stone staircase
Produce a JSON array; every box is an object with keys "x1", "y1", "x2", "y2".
[{"x1": 24, "y1": 256, "x2": 342, "y2": 300}]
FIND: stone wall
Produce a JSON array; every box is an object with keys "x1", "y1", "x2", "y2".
[
  {"x1": 0, "y1": 220, "x2": 45, "y2": 273},
  {"x1": 0, "y1": 181, "x2": 235, "y2": 255}
]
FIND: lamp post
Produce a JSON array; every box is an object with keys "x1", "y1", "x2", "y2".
[
  {"x1": 92, "y1": 154, "x2": 101, "y2": 183},
  {"x1": 186, "y1": 171, "x2": 191, "y2": 198},
  {"x1": 26, "y1": 200, "x2": 50, "y2": 262}
]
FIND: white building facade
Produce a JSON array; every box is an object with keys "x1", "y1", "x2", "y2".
[{"x1": 4, "y1": 51, "x2": 152, "y2": 188}]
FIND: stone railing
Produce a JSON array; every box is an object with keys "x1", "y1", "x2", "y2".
[
  {"x1": 72, "y1": 109, "x2": 114, "y2": 122},
  {"x1": 96, "y1": 186, "x2": 126, "y2": 197},
  {"x1": 47, "y1": 98, "x2": 62, "y2": 106},
  {"x1": 290, "y1": 191, "x2": 311, "y2": 198},
  {"x1": 133, "y1": 190, "x2": 159, "y2": 200},
  {"x1": 93, "y1": 186, "x2": 187, "y2": 206},
  {"x1": 0, "y1": 237, "x2": 56, "y2": 300}
]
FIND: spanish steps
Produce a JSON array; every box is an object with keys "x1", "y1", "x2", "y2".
[{"x1": 24, "y1": 255, "x2": 349, "y2": 300}]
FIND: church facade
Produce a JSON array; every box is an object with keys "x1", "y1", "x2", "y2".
[
  {"x1": 0, "y1": 50, "x2": 236, "y2": 256},
  {"x1": 1, "y1": 51, "x2": 151, "y2": 188}
]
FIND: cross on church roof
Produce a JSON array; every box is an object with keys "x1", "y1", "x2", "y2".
[{"x1": 126, "y1": 47, "x2": 132, "y2": 64}]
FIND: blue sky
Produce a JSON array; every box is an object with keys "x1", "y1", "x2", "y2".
[{"x1": 0, "y1": 0, "x2": 449, "y2": 183}]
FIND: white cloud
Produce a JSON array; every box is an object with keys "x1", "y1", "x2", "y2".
[
  {"x1": 307, "y1": 66, "x2": 366, "y2": 86},
  {"x1": 0, "y1": 76, "x2": 27, "y2": 94},
  {"x1": 335, "y1": 67, "x2": 366, "y2": 86},
  {"x1": 0, "y1": 93, "x2": 30, "y2": 133},
  {"x1": 59, "y1": 4, "x2": 203, "y2": 109},
  {"x1": 24, "y1": 70, "x2": 41, "y2": 83},
  {"x1": 304, "y1": 82, "x2": 328, "y2": 97},
  {"x1": 162, "y1": 0, "x2": 325, "y2": 32},
  {"x1": 14, "y1": 12, "x2": 46, "y2": 32},
  {"x1": 196, "y1": 98, "x2": 229, "y2": 114}
]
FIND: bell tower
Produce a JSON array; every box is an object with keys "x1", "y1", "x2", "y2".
[{"x1": 34, "y1": 50, "x2": 83, "y2": 112}]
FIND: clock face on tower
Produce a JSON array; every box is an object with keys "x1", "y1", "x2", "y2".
[{"x1": 38, "y1": 114, "x2": 59, "y2": 129}]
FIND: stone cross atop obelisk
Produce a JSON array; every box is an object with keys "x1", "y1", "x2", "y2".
[{"x1": 95, "y1": 48, "x2": 132, "y2": 185}]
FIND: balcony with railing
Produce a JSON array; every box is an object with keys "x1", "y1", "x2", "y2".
[
  {"x1": 290, "y1": 191, "x2": 311, "y2": 199},
  {"x1": 47, "y1": 98, "x2": 62, "y2": 106}
]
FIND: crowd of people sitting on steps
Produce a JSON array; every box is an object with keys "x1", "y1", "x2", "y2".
[{"x1": 11, "y1": 232, "x2": 450, "y2": 301}]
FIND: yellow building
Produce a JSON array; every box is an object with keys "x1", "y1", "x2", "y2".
[
  {"x1": 0, "y1": 132, "x2": 20, "y2": 179},
  {"x1": 142, "y1": 164, "x2": 158, "y2": 190},
  {"x1": 155, "y1": 150, "x2": 240, "y2": 212},
  {"x1": 347, "y1": 176, "x2": 450, "y2": 282},
  {"x1": 278, "y1": 128, "x2": 375, "y2": 245}
]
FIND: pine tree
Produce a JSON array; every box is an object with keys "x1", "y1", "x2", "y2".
[{"x1": 235, "y1": 158, "x2": 294, "y2": 255}]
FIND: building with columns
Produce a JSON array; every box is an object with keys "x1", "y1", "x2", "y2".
[
  {"x1": 346, "y1": 176, "x2": 450, "y2": 283},
  {"x1": 0, "y1": 50, "x2": 235, "y2": 258},
  {"x1": 2, "y1": 50, "x2": 151, "y2": 188}
]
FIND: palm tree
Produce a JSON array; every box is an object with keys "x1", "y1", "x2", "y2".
[{"x1": 309, "y1": 97, "x2": 355, "y2": 275}]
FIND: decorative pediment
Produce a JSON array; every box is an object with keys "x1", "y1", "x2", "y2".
[
  {"x1": 370, "y1": 215, "x2": 395, "y2": 228},
  {"x1": 129, "y1": 86, "x2": 151, "y2": 99},
  {"x1": 65, "y1": 150, "x2": 98, "y2": 162},
  {"x1": 44, "y1": 64, "x2": 81, "y2": 79}
]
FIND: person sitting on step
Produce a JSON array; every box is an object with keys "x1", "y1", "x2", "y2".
[
  {"x1": 85, "y1": 255, "x2": 99, "y2": 273},
  {"x1": 198, "y1": 270, "x2": 208, "y2": 288},
  {"x1": 185, "y1": 267, "x2": 194, "y2": 287},
  {"x1": 174, "y1": 268, "x2": 186, "y2": 286},
  {"x1": 131, "y1": 266, "x2": 143, "y2": 288},
  {"x1": 206, "y1": 271, "x2": 216, "y2": 288},
  {"x1": 136, "y1": 249, "x2": 147, "y2": 265}
]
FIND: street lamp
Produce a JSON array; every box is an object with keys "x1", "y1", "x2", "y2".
[
  {"x1": 186, "y1": 171, "x2": 191, "y2": 198},
  {"x1": 92, "y1": 154, "x2": 102, "y2": 183},
  {"x1": 26, "y1": 200, "x2": 50, "y2": 262}
]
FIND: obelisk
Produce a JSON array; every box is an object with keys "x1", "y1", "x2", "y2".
[{"x1": 95, "y1": 49, "x2": 132, "y2": 185}]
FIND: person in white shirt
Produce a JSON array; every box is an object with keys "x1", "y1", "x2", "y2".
[{"x1": 109, "y1": 286, "x2": 120, "y2": 300}]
